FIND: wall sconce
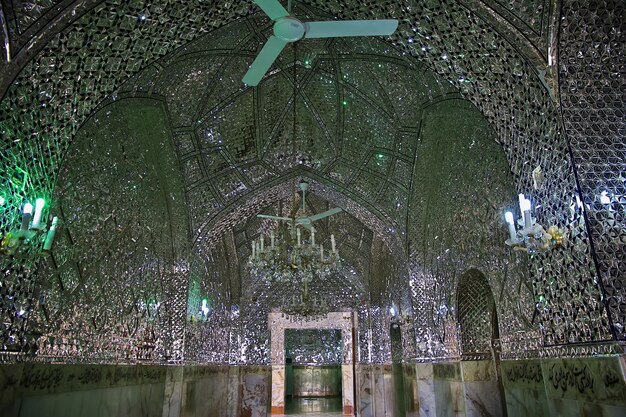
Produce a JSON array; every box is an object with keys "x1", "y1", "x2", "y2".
[
  {"x1": 389, "y1": 304, "x2": 410, "y2": 328},
  {"x1": 504, "y1": 194, "x2": 566, "y2": 253},
  {"x1": 200, "y1": 299, "x2": 210, "y2": 316},
  {"x1": 0, "y1": 197, "x2": 59, "y2": 255}
]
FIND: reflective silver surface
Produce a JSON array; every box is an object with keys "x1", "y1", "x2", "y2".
[{"x1": 0, "y1": 0, "x2": 623, "y2": 367}]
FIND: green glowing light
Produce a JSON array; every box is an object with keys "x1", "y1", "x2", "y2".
[
  {"x1": 342, "y1": 100, "x2": 348, "y2": 106},
  {"x1": 0, "y1": 196, "x2": 4, "y2": 205}
]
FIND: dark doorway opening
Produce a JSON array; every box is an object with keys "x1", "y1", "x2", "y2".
[
  {"x1": 285, "y1": 329, "x2": 343, "y2": 414},
  {"x1": 391, "y1": 324, "x2": 407, "y2": 417}
]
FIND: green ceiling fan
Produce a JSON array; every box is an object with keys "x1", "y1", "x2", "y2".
[
  {"x1": 257, "y1": 180, "x2": 342, "y2": 230},
  {"x1": 243, "y1": 0, "x2": 399, "y2": 86}
]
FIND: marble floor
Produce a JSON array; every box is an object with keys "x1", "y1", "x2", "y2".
[{"x1": 282, "y1": 396, "x2": 343, "y2": 416}]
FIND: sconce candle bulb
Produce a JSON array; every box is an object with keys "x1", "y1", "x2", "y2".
[
  {"x1": 32, "y1": 198, "x2": 45, "y2": 229},
  {"x1": 518, "y1": 193, "x2": 525, "y2": 212},
  {"x1": 505, "y1": 211, "x2": 517, "y2": 241},
  {"x1": 200, "y1": 299, "x2": 210, "y2": 316},
  {"x1": 21, "y1": 203, "x2": 33, "y2": 231},
  {"x1": 43, "y1": 216, "x2": 58, "y2": 251},
  {"x1": 519, "y1": 194, "x2": 532, "y2": 229}
]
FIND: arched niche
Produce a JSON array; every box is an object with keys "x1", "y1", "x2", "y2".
[{"x1": 456, "y1": 268, "x2": 498, "y2": 358}]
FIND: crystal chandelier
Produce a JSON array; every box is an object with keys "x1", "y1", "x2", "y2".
[
  {"x1": 248, "y1": 220, "x2": 340, "y2": 285},
  {"x1": 247, "y1": 43, "x2": 342, "y2": 317},
  {"x1": 248, "y1": 184, "x2": 343, "y2": 317}
]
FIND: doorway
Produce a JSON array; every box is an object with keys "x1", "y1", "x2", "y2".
[
  {"x1": 285, "y1": 329, "x2": 343, "y2": 414},
  {"x1": 269, "y1": 311, "x2": 355, "y2": 415},
  {"x1": 390, "y1": 324, "x2": 407, "y2": 417}
]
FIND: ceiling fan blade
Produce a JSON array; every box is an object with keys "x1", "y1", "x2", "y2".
[
  {"x1": 306, "y1": 207, "x2": 343, "y2": 222},
  {"x1": 257, "y1": 214, "x2": 293, "y2": 222},
  {"x1": 254, "y1": 0, "x2": 289, "y2": 21},
  {"x1": 243, "y1": 36, "x2": 288, "y2": 86},
  {"x1": 304, "y1": 19, "x2": 398, "y2": 39}
]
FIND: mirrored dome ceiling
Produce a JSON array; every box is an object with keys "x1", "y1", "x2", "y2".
[{"x1": 117, "y1": 6, "x2": 460, "y2": 243}]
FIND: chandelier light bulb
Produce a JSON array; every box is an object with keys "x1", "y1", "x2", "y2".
[{"x1": 23, "y1": 202, "x2": 33, "y2": 214}]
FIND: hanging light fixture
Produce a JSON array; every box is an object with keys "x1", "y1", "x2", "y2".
[
  {"x1": 247, "y1": 43, "x2": 341, "y2": 317},
  {"x1": 248, "y1": 203, "x2": 341, "y2": 285}
]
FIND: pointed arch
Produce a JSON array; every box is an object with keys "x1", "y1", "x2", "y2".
[{"x1": 456, "y1": 268, "x2": 498, "y2": 357}]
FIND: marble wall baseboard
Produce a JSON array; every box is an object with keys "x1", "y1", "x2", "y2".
[
  {"x1": 502, "y1": 356, "x2": 626, "y2": 417},
  {"x1": 356, "y1": 364, "x2": 396, "y2": 417},
  {"x1": 0, "y1": 364, "x2": 271, "y2": 417},
  {"x1": 2, "y1": 355, "x2": 623, "y2": 417},
  {"x1": 0, "y1": 363, "x2": 167, "y2": 417},
  {"x1": 402, "y1": 356, "x2": 626, "y2": 417},
  {"x1": 403, "y1": 361, "x2": 503, "y2": 417}
]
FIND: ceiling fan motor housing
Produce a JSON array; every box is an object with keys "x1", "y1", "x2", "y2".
[{"x1": 274, "y1": 17, "x2": 305, "y2": 41}]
